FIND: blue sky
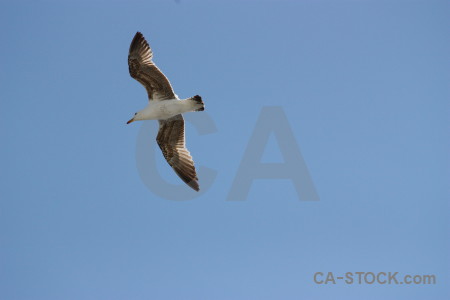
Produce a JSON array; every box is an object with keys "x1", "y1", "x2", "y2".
[{"x1": 1, "y1": 0, "x2": 449, "y2": 299}]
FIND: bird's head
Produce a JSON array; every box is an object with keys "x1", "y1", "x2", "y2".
[{"x1": 126, "y1": 112, "x2": 138, "y2": 124}]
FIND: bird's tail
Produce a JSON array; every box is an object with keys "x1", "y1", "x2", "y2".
[{"x1": 190, "y1": 95, "x2": 204, "y2": 111}]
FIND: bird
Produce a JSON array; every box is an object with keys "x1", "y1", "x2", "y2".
[{"x1": 126, "y1": 32, "x2": 205, "y2": 191}]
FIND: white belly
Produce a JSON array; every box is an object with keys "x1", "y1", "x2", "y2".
[{"x1": 142, "y1": 99, "x2": 191, "y2": 120}]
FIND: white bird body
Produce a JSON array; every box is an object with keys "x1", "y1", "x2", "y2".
[{"x1": 134, "y1": 98, "x2": 203, "y2": 121}]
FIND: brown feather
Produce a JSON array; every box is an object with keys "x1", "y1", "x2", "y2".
[
  {"x1": 156, "y1": 115, "x2": 200, "y2": 191},
  {"x1": 128, "y1": 32, "x2": 176, "y2": 101}
]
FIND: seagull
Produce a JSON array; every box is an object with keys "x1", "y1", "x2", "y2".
[{"x1": 126, "y1": 32, "x2": 204, "y2": 191}]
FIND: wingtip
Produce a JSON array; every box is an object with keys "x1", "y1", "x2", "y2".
[
  {"x1": 188, "y1": 180, "x2": 200, "y2": 192},
  {"x1": 129, "y1": 31, "x2": 150, "y2": 56},
  {"x1": 132, "y1": 31, "x2": 144, "y2": 43}
]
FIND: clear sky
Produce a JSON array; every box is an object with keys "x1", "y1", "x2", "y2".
[{"x1": 1, "y1": 0, "x2": 449, "y2": 299}]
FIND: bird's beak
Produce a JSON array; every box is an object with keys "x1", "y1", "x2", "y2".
[{"x1": 127, "y1": 118, "x2": 135, "y2": 124}]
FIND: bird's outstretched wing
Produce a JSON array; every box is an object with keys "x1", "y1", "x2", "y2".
[
  {"x1": 156, "y1": 115, "x2": 200, "y2": 191},
  {"x1": 128, "y1": 32, "x2": 176, "y2": 101}
]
